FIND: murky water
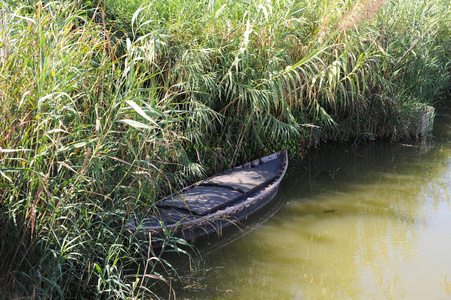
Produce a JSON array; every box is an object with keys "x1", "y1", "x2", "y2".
[{"x1": 177, "y1": 106, "x2": 450, "y2": 299}]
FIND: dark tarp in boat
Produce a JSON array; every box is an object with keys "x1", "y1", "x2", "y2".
[{"x1": 155, "y1": 157, "x2": 283, "y2": 216}]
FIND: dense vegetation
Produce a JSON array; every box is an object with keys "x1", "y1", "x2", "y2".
[{"x1": 0, "y1": 0, "x2": 450, "y2": 298}]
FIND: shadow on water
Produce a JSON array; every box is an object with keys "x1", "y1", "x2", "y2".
[{"x1": 284, "y1": 102, "x2": 450, "y2": 216}]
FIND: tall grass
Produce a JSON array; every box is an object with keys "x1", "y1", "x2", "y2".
[
  {"x1": 1, "y1": 0, "x2": 450, "y2": 298},
  {"x1": 0, "y1": 1, "x2": 204, "y2": 298}
]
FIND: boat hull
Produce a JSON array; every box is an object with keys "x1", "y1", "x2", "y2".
[
  {"x1": 126, "y1": 149, "x2": 288, "y2": 245},
  {"x1": 173, "y1": 183, "x2": 281, "y2": 242}
]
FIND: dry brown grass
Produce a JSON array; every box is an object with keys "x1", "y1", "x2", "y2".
[{"x1": 337, "y1": 0, "x2": 385, "y2": 32}]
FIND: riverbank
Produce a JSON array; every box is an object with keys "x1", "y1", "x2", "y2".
[{"x1": 0, "y1": 0, "x2": 450, "y2": 298}]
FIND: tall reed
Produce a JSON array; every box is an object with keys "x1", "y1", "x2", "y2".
[
  {"x1": 0, "y1": 1, "x2": 204, "y2": 298},
  {"x1": 105, "y1": 0, "x2": 451, "y2": 161}
]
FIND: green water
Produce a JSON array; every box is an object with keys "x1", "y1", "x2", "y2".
[{"x1": 178, "y1": 107, "x2": 451, "y2": 299}]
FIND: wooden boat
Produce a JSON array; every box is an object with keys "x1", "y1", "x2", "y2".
[{"x1": 126, "y1": 149, "x2": 288, "y2": 244}]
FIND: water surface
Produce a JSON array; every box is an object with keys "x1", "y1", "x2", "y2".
[{"x1": 178, "y1": 107, "x2": 451, "y2": 299}]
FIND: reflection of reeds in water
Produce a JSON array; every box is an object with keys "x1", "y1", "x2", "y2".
[{"x1": 274, "y1": 133, "x2": 450, "y2": 299}]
